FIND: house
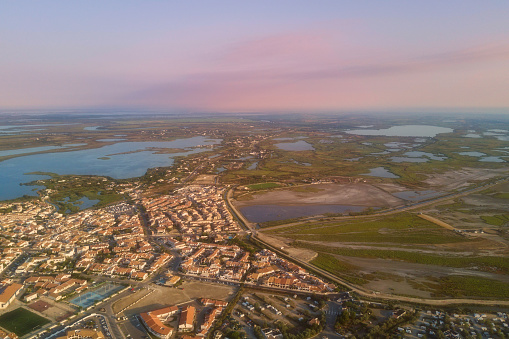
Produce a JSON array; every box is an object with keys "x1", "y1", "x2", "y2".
[
  {"x1": 200, "y1": 298, "x2": 228, "y2": 307},
  {"x1": 139, "y1": 306, "x2": 178, "y2": 339},
  {"x1": 0, "y1": 283, "x2": 23, "y2": 309},
  {"x1": 308, "y1": 318, "x2": 320, "y2": 326},
  {"x1": 164, "y1": 275, "x2": 181, "y2": 286},
  {"x1": 179, "y1": 306, "x2": 196, "y2": 331},
  {"x1": 261, "y1": 328, "x2": 283, "y2": 339},
  {"x1": 131, "y1": 272, "x2": 149, "y2": 281},
  {"x1": 56, "y1": 329, "x2": 105, "y2": 339},
  {"x1": 0, "y1": 329, "x2": 18, "y2": 339},
  {"x1": 392, "y1": 309, "x2": 407, "y2": 319}
]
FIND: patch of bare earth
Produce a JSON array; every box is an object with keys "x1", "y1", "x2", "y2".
[
  {"x1": 37, "y1": 296, "x2": 77, "y2": 321},
  {"x1": 193, "y1": 174, "x2": 217, "y2": 185},
  {"x1": 122, "y1": 281, "x2": 234, "y2": 316},
  {"x1": 236, "y1": 183, "x2": 404, "y2": 208},
  {"x1": 257, "y1": 233, "x2": 317, "y2": 262},
  {"x1": 367, "y1": 279, "x2": 433, "y2": 298},
  {"x1": 423, "y1": 168, "x2": 509, "y2": 191}
]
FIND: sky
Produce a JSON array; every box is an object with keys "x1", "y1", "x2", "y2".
[{"x1": 1, "y1": 1, "x2": 509, "y2": 113}]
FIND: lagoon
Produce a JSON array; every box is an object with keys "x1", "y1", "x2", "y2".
[
  {"x1": 362, "y1": 167, "x2": 399, "y2": 178},
  {"x1": 0, "y1": 136, "x2": 220, "y2": 201},
  {"x1": 275, "y1": 140, "x2": 314, "y2": 151}
]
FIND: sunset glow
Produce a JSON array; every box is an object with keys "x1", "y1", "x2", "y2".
[{"x1": 2, "y1": 1, "x2": 509, "y2": 112}]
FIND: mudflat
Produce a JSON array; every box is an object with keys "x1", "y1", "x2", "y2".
[{"x1": 236, "y1": 183, "x2": 404, "y2": 207}]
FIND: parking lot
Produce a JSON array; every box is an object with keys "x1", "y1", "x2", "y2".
[{"x1": 231, "y1": 291, "x2": 325, "y2": 338}]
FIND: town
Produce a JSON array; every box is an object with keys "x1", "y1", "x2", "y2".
[
  {"x1": 0, "y1": 184, "x2": 336, "y2": 339},
  {"x1": 0, "y1": 179, "x2": 508, "y2": 339}
]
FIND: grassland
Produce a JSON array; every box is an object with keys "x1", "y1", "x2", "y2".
[
  {"x1": 480, "y1": 214, "x2": 509, "y2": 226},
  {"x1": 247, "y1": 182, "x2": 281, "y2": 190},
  {"x1": 25, "y1": 173, "x2": 125, "y2": 212},
  {"x1": 222, "y1": 117, "x2": 509, "y2": 187},
  {"x1": 310, "y1": 253, "x2": 368, "y2": 285},
  {"x1": 267, "y1": 212, "x2": 471, "y2": 245},
  {"x1": 0, "y1": 307, "x2": 50, "y2": 336},
  {"x1": 295, "y1": 242, "x2": 509, "y2": 274},
  {"x1": 420, "y1": 276, "x2": 509, "y2": 299}
]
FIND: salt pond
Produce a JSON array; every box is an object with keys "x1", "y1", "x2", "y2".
[
  {"x1": 346, "y1": 125, "x2": 453, "y2": 138},
  {"x1": 458, "y1": 152, "x2": 506, "y2": 162},
  {"x1": 239, "y1": 204, "x2": 367, "y2": 223},
  {"x1": 275, "y1": 140, "x2": 315, "y2": 151},
  {"x1": 247, "y1": 162, "x2": 258, "y2": 170},
  {"x1": 391, "y1": 151, "x2": 447, "y2": 162},
  {"x1": 392, "y1": 190, "x2": 440, "y2": 201},
  {"x1": 362, "y1": 167, "x2": 399, "y2": 178}
]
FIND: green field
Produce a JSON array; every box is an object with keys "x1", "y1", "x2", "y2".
[
  {"x1": 0, "y1": 308, "x2": 50, "y2": 336},
  {"x1": 480, "y1": 214, "x2": 509, "y2": 226},
  {"x1": 310, "y1": 253, "x2": 367, "y2": 285},
  {"x1": 247, "y1": 182, "x2": 281, "y2": 190},
  {"x1": 422, "y1": 276, "x2": 509, "y2": 299}
]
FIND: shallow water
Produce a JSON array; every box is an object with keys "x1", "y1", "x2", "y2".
[
  {"x1": 362, "y1": 167, "x2": 399, "y2": 178},
  {"x1": 346, "y1": 125, "x2": 453, "y2": 137},
  {"x1": 0, "y1": 136, "x2": 220, "y2": 200},
  {"x1": 247, "y1": 161, "x2": 259, "y2": 170},
  {"x1": 276, "y1": 140, "x2": 314, "y2": 151},
  {"x1": 458, "y1": 151, "x2": 486, "y2": 157},
  {"x1": 390, "y1": 157, "x2": 428, "y2": 163},
  {"x1": 239, "y1": 204, "x2": 367, "y2": 223},
  {"x1": 392, "y1": 190, "x2": 440, "y2": 201}
]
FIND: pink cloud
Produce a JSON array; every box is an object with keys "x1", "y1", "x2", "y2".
[{"x1": 124, "y1": 41, "x2": 509, "y2": 111}]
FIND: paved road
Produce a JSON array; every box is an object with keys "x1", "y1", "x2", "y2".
[
  {"x1": 117, "y1": 315, "x2": 147, "y2": 339},
  {"x1": 321, "y1": 301, "x2": 343, "y2": 339}
]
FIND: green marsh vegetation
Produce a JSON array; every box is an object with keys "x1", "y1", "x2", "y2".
[
  {"x1": 421, "y1": 276, "x2": 509, "y2": 299},
  {"x1": 27, "y1": 174, "x2": 124, "y2": 213},
  {"x1": 310, "y1": 253, "x2": 368, "y2": 285},
  {"x1": 296, "y1": 242, "x2": 509, "y2": 274},
  {"x1": 268, "y1": 212, "x2": 471, "y2": 245},
  {"x1": 480, "y1": 215, "x2": 509, "y2": 226}
]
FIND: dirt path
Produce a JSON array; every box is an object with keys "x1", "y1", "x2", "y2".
[
  {"x1": 298, "y1": 240, "x2": 478, "y2": 256},
  {"x1": 418, "y1": 214, "x2": 455, "y2": 230}
]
